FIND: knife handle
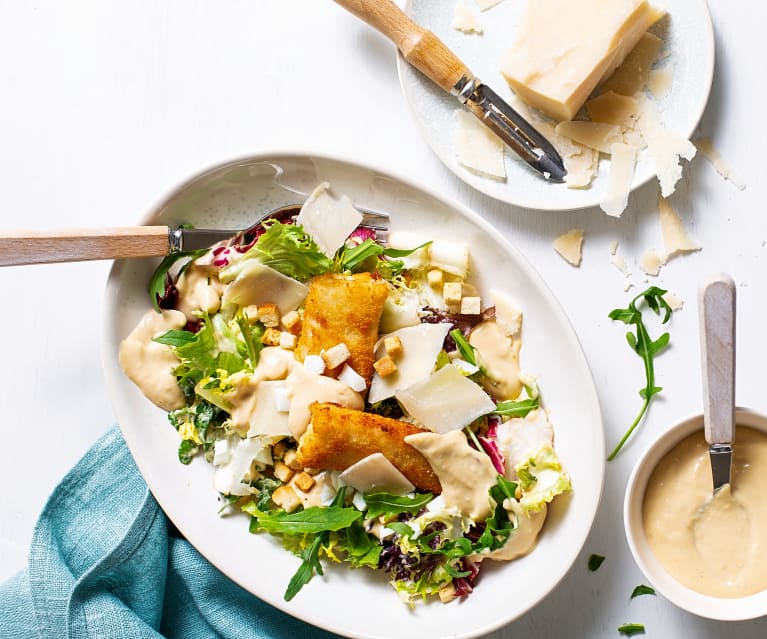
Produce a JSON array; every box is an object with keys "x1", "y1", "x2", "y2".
[
  {"x1": 0, "y1": 226, "x2": 170, "y2": 266},
  {"x1": 334, "y1": 0, "x2": 470, "y2": 93},
  {"x1": 699, "y1": 274, "x2": 736, "y2": 445}
]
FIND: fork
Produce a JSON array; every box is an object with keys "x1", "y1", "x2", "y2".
[{"x1": 0, "y1": 204, "x2": 390, "y2": 267}]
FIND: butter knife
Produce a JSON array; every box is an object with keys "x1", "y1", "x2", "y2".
[
  {"x1": 699, "y1": 274, "x2": 736, "y2": 492},
  {"x1": 333, "y1": 0, "x2": 567, "y2": 183}
]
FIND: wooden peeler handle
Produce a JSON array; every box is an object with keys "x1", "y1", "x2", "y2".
[
  {"x1": 0, "y1": 226, "x2": 170, "y2": 266},
  {"x1": 334, "y1": 0, "x2": 470, "y2": 93}
]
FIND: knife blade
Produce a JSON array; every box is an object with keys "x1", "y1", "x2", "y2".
[{"x1": 333, "y1": 0, "x2": 566, "y2": 183}]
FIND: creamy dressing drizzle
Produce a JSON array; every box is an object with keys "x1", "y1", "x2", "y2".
[
  {"x1": 119, "y1": 309, "x2": 187, "y2": 411},
  {"x1": 469, "y1": 321, "x2": 522, "y2": 400},
  {"x1": 484, "y1": 502, "x2": 547, "y2": 561},
  {"x1": 405, "y1": 430, "x2": 497, "y2": 520},
  {"x1": 643, "y1": 427, "x2": 767, "y2": 598}
]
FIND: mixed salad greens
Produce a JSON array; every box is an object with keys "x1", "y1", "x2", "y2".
[{"x1": 121, "y1": 184, "x2": 571, "y2": 604}]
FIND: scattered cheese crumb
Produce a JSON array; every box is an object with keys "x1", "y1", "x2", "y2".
[
  {"x1": 553, "y1": 229, "x2": 584, "y2": 266},
  {"x1": 384, "y1": 336, "x2": 403, "y2": 358},
  {"x1": 322, "y1": 343, "x2": 352, "y2": 369},
  {"x1": 662, "y1": 291, "x2": 684, "y2": 311},
  {"x1": 453, "y1": 109, "x2": 506, "y2": 180},
  {"x1": 658, "y1": 195, "x2": 701, "y2": 263},
  {"x1": 694, "y1": 138, "x2": 747, "y2": 191},
  {"x1": 460, "y1": 296, "x2": 481, "y2": 315},
  {"x1": 609, "y1": 240, "x2": 619, "y2": 255},
  {"x1": 611, "y1": 254, "x2": 630, "y2": 275},
  {"x1": 452, "y1": 0, "x2": 483, "y2": 33},
  {"x1": 636, "y1": 97, "x2": 696, "y2": 197},
  {"x1": 475, "y1": 0, "x2": 505, "y2": 9},
  {"x1": 279, "y1": 331, "x2": 297, "y2": 350},
  {"x1": 374, "y1": 355, "x2": 398, "y2": 378},
  {"x1": 427, "y1": 268, "x2": 444, "y2": 289},
  {"x1": 600, "y1": 142, "x2": 637, "y2": 217},
  {"x1": 640, "y1": 249, "x2": 662, "y2": 276},
  {"x1": 647, "y1": 64, "x2": 674, "y2": 99},
  {"x1": 623, "y1": 279, "x2": 634, "y2": 292},
  {"x1": 303, "y1": 355, "x2": 325, "y2": 375}
]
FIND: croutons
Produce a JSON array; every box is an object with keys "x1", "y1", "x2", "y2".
[
  {"x1": 282, "y1": 448, "x2": 301, "y2": 471},
  {"x1": 373, "y1": 355, "x2": 398, "y2": 377},
  {"x1": 243, "y1": 304, "x2": 260, "y2": 323},
  {"x1": 427, "y1": 268, "x2": 444, "y2": 289},
  {"x1": 383, "y1": 335, "x2": 403, "y2": 358},
  {"x1": 443, "y1": 282, "x2": 462, "y2": 310},
  {"x1": 281, "y1": 310, "x2": 301, "y2": 334},
  {"x1": 273, "y1": 461, "x2": 294, "y2": 483},
  {"x1": 279, "y1": 331, "x2": 297, "y2": 350},
  {"x1": 258, "y1": 303, "x2": 280, "y2": 328},
  {"x1": 261, "y1": 327, "x2": 282, "y2": 347},
  {"x1": 293, "y1": 471, "x2": 315, "y2": 492},
  {"x1": 321, "y1": 343, "x2": 351, "y2": 370},
  {"x1": 271, "y1": 485, "x2": 301, "y2": 513}
]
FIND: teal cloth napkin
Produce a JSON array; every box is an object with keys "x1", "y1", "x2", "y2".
[{"x1": 0, "y1": 427, "x2": 340, "y2": 639}]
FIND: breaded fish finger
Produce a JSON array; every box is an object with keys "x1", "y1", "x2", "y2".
[
  {"x1": 297, "y1": 403, "x2": 442, "y2": 494},
  {"x1": 296, "y1": 272, "x2": 389, "y2": 384}
]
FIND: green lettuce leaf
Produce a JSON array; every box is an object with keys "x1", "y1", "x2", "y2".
[{"x1": 515, "y1": 444, "x2": 572, "y2": 514}]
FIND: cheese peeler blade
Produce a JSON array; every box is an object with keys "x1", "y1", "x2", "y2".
[{"x1": 333, "y1": 0, "x2": 566, "y2": 183}]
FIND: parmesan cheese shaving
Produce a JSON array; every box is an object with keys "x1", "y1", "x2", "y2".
[
  {"x1": 602, "y1": 32, "x2": 663, "y2": 96},
  {"x1": 452, "y1": 0, "x2": 483, "y2": 34},
  {"x1": 694, "y1": 138, "x2": 747, "y2": 191},
  {"x1": 610, "y1": 240, "x2": 619, "y2": 255},
  {"x1": 600, "y1": 142, "x2": 637, "y2": 217},
  {"x1": 534, "y1": 120, "x2": 597, "y2": 188},
  {"x1": 647, "y1": 64, "x2": 673, "y2": 99},
  {"x1": 662, "y1": 291, "x2": 684, "y2": 311},
  {"x1": 640, "y1": 248, "x2": 662, "y2": 276},
  {"x1": 555, "y1": 121, "x2": 623, "y2": 154},
  {"x1": 453, "y1": 109, "x2": 506, "y2": 180},
  {"x1": 658, "y1": 195, "x2": 701, "y2": 262},
  {"x1": 636, "y1": 97, "x2": 696, "y2": 197},
  {"x1": 586, "y1": 92, "x2": 639, "y2": 126},
  {"x1": 611, "y1": 253, "x2": 630, "y2": 275},
  {"x1": 553, "y1": 229, "x2": 584, "y2": 266}
]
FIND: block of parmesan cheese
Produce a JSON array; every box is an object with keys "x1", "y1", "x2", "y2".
[{"x1": 500, "y1": 0, "x2": 664, "y2": 121}]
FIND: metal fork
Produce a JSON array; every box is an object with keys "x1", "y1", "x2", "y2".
[{"x1": 0, "y1": 204, "x2": 390, "y2": 267}]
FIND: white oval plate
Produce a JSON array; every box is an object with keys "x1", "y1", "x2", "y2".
[
  {"x1": 102, "y1": 152, "x2": 604, "y2": 639},
  {"x1": 398, "y1": 0, "x2": 714, "y2": 211}
]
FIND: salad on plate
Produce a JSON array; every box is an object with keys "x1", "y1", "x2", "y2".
[{"x1": 118, "y1": 182, "x2": 571, "y2": 605}]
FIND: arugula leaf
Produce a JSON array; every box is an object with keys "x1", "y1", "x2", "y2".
[
  {"x1": 450, "y1": 328, "x2": 478, "y2": 367},
  {"x1": 337, "y1": 239, "x2": 431, "y2": 273},
  {"x1": 607, "y1": 286, "x2": 673, "y2": 460},
  {"x1": 491, "y1": 398, "x2": 539, "y2": 418},
  {"x1": 253, "y1": 504, "x2": 361, "y2": 535},
  {"x1": 630, "y1": 584, "x2": 655, "y2": 598},
  {"x1": 338, "y1": 519, "x2": 382, "y2": 568},
  {"x1": 153, "y1": 330, "x2": 198, "y2": 347},
  {"x1": 618, "y1": 623, "x2": 645, "y2": 637},
  {"x1": 588, "y1": 554, "x2": 605, "y2": 571},
  {"x1": 148, "y1": 249, "x2": 208, "y2": 312},
  {"x1": 363, "y1": 492, "x2": 433, "y2": 519}
]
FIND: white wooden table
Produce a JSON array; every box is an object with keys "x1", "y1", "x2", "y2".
[{"x1": 1, "y1": 1, "x2": 766, "y2": 637}]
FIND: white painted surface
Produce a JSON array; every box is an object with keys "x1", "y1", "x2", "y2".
[{"x1": 0, "y1": 1, "x2": 765, "y2": 637}]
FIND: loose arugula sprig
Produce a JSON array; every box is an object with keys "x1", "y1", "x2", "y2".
[
  {"x1": 618, "y1": 623, "x2": 646, "y2": 637},
  {"x1": 607, "y1": 286, "x2": 673, "y2": 461}
]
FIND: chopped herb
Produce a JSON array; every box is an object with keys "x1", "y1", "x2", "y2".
[
  {"x1": 618, "y1": 623, "x2": 645, "y2": 636},
  {"x1": 630, "y1": 584, "x2": 655, "y2": 598},
  {"x1": 588, "y1": 554, "x2": 606, "y2": 571},
  {"x1": 608, "y1": 286, "x2": 673, "y2": 460},
  {"x1": 450, "y1": 328, "x2": 478, "y2": 367}
]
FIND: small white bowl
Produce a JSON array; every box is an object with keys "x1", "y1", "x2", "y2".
[{"x1": 624, "y1": 407, "x2": 767, "y2": 621}]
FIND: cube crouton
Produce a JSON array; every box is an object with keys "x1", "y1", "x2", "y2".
[
  {"x1": 279, "y1": 331, "x2": 297, "y2": 350},
  {"x1": 322, "y1": 343, "x2": 352, "y2": 370},
  {"x1": 281, "y1": 310, "x2": 301, "y2": 333},
  {"x1": 427, "y1": 268, "x2": 444, "y2": 289},
  {"x1": 261, "y1": 327, "x2": 282, "y2": 346},
  {"x1": 273, "y1": 461, "x2": 294, "y2": 483},
  {"x1": 443, "y1": 282, "x2": 462, "y2": 309},
  {"x1": 460, "y1": 296, "x2": 481, "y2": 315},
  {"x1": 258, "y1": 303, "x2": 280, "y2": 328},
  {"x1": 271, "y1": 485, "x2": 301, "y2": 513},
  {"x1": 294, "y1": 471, "x2": 315, "y2": 492},
  {"x1": 384, "y1": 336, "x2": 403, "y2": 358},
  {"x1": 373, "y1": 355, "x2": 398, "y2": 377}
]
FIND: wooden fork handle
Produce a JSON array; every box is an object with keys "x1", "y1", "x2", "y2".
[
  {"x1": 0, "y1": 226, "x2": 171, "y2": 266},
  {"x1": 334, "y1": 0, "x2": 469, "y2": 93}
]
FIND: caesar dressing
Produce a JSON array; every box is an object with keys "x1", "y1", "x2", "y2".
[
  {"x1": 119, "y1": 308, "x2": 187, "y2": 411},
  {"x1": 286, "y1": 364, "x2": 364, "y2": 438},
  {"x1": 484, "y1": 502, "x2": 547, "y2": 561},
  {"x1": 175, "y1": 264, "x2": 225, "y2": 319},
  {"x1": 643, "y1": 427, "x2": 767, "y2": 598},
  {"x1": 469, "y1": 321, "x2": 522, "y2": 400},
  {"x1": 405, "y1": 430, "x2": 497, "y2": 520}
]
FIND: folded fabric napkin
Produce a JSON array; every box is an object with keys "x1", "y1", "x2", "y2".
[{"x1": 0, "y1": 427, "x2": 341, "y2": 639}]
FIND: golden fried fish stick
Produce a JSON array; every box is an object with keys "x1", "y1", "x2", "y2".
[
  {"x1": 297, "y1": 403, "x2": 442, "y2": 495},
  {"x1": 296, "y1": 272, "x2": 389, "y2": 384}
]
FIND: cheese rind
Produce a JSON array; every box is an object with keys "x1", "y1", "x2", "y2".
[{"x1": 501, "y1": 0, "x2": 664, "y2": 121}]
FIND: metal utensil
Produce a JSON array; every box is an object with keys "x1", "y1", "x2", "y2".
[
  {"x1": 699, "y1": 274, "x2": 736, "y2": 492},
  {"x1": 0, "y1": 205, "x2": 389, "y2": 267},
  {"x1": 333, "y1": 0, "x2": 567, "y2": 183}
]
